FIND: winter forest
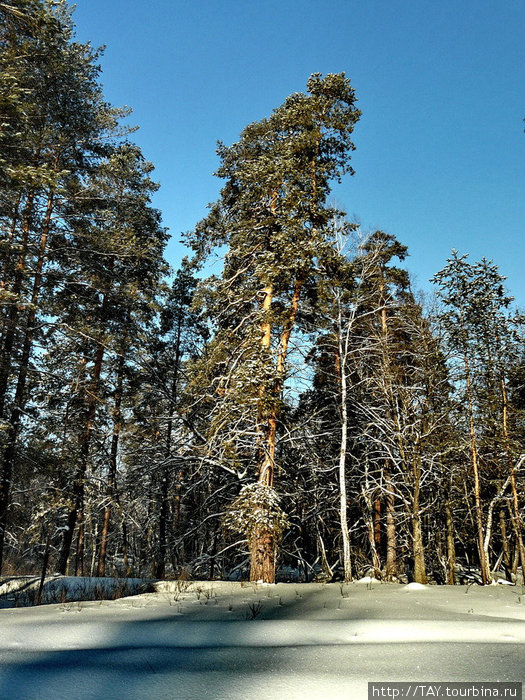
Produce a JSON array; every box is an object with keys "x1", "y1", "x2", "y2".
[{"x1": 1, "y1": 1, "x2": 524, "y2": 591}]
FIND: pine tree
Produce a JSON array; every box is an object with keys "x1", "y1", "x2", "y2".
[
  {"x1": 52, "y1": 143, "x2": 168, "y2": 575},
  {"x1": 187, "y1": 73, "x2": 360, "y2": 582},
  {"x1": 0, "y1": 0, "x2": 126, "y2": 571}
]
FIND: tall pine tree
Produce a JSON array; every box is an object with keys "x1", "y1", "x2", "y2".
[{"x1": 187, "y1": 73, "x2": 360, "y2": 582}]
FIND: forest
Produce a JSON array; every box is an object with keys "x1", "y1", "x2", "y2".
[{"x1": 1, "y1": 0, "x2": 524, "y2": 589}]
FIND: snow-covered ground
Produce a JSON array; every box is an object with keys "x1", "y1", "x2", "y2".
[{"x1": 0, "y1": 578, "x2": 523, "y2": 699}]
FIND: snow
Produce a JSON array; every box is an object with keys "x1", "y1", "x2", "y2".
[
  {"x1": 403, "y1": 582, "x2": 428, "y2": 591},
  {"x1": 356, "y1": 575, "x2": 381, "y2": 584},
  {"x1": 0, "y1": 579, "x2": 524, "y2": 699}
]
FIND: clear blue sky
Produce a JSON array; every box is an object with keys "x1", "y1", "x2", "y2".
[{"x1": 72, "y1": 0, "x2": 525, "y2": 305}]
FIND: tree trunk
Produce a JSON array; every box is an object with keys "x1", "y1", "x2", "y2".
[
  {"x1": 251, "y1": 277, "x2": 303, "y2": 583},
  {"x1": 249, "y1": 530, "x2": 275, "y2": 582},
  {"x1": 384, "y1": 480, "x2": 397, "y2": 580},
  {"x1": 363, "y1": 459, "x2": 381, "y2": 575},
  {"x1": 379, "y1": 273, "x2": 397, "y2": 582},
  {"x1": 412, "y1": 515, "x2": 427, "y2": 584},
  {"x1": 500, "y1": 379, "x2": 525, "y2": 581},
  {"x1": 499, "y1": 508, "x2": 512, "y2": 580},
  {"x1": 121, "y1": 512, "x2": 131, "y2": 577},
  {"x1": 464, "y1": 355, "x2": 490, "y2": 583},
  {"x1": 445, "y1": 501, "x2": 456, "y2": 585},
  {"x1": 36, "y1": 520, "x2": 54, "y2": 606},
  {"x1": 317, "y1": 531, "x2": 334, "y2": 580},
  {"x1": 75, "y1": 521, "x2": 85, "y2": 576},
  {"x1": 335, "y1": 329, "x2": 352, "y2": 581},
  {"x1": 411, "y1": 453, "x2": 427, "y2": 584},
  {"x1": 97, "y1": 349, "x2": 125, "y2": 577},
  {"x1": 374, "y1": 498, "x2": 382, "y2": 553},
  {"x1": 154, "y1": 468, "x2": 170, "y2": 580}
]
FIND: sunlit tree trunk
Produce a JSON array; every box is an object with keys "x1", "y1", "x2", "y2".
[{"x1": 445, "y1": 501, "x2": 456, "y2": 585}]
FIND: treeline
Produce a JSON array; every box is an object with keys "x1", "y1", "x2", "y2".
[{"x1": 1, "y1": 2, "x2": 523, "y2": 585}]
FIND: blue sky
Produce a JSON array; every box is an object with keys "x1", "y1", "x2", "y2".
[{"x1": 73, "y1": 0, "x2": 525, "y2": 305}]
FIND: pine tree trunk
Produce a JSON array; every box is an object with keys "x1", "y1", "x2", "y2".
[
  {"x1": 412, "y1": 515, "x2": 427, "y2": 584},
  {"x1": 384, "y1": 480, "x2": 397, "y2": 580},
  {"x1": 445, "y1": 501, "x2": 456, "y2": 585},
  {"x1": 411, "y1": 452, "x2": 427, "y2": 583},
  {"x1": 257, "y1": 282, "x2": 275, "y2": 486},
  {"x1": 249, "y1": 530, "x2": 275, "y2": 582},
  {"x1": 251, "y1": 277, "x2": 303, "y2": 583}
]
